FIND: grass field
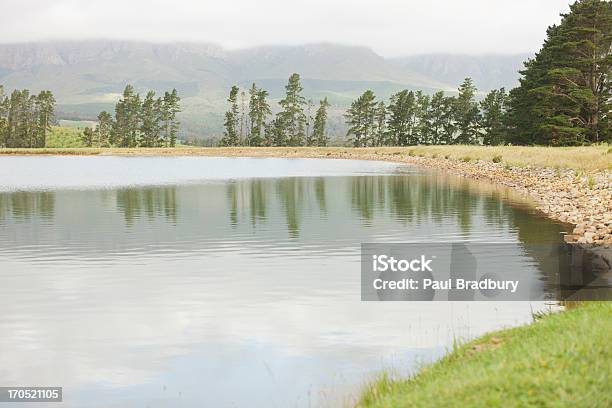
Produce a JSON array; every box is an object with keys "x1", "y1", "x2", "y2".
[
  {"x1": 2, "y1": 144, "x2": 610, "y2": 171},
  {"x1": 358, "y1": 302, "x2": 611, "y2": 408},
  {"x1": 45, "y1": 126, "x2": 86, "y2": 148}
]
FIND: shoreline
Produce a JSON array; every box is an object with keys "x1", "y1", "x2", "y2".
[{"x1": 2, "y1": 146, "x2": 610, "y2": 245}]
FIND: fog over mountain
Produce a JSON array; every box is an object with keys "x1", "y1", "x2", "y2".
[{"x1": 0, "y1": 41, "x2": 531, "y2": 138}]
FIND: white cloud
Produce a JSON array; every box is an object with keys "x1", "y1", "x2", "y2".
[{"x1": 0, "y1": 0, "x2": 572, "y2": 56}]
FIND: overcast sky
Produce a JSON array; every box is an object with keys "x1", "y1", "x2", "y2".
[{"x1": 0, "y1": 0, "x2": 573, "y2": 57}]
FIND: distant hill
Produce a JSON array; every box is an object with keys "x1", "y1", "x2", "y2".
[
  {"x1": 0, "y1": 41, "x2": 531, "y2": 139},
  {"x1": 389, "y1": 53, "x2": 531, "y2": 92}
]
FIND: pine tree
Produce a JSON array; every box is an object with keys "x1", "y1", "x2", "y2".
[
  {"x1": 454, "y1": 78, "x2": 480, "y2": 144},
  {"x1": 8, "y1": 90, "x2": 33, "y2": 148},
  {"x1": 480, "y1": 88, "x2": 508, "y2": 145},
  {"x1": 0, "y1": 86, "x2": 7, "y2": 147},
  {"x1": 305, "y1": 99, "x2": 315, "y2": 146},
  {"x1": 112, "y1": 98, "x2": 127, "y2": 146},
  {"x1": 112, "y1": 85, "x2": 141, "y2": 147},
  {"x1": 153, "y1": 97, "x2": 164, "y2": 146},
  {"x1": 539, "y1": 0, "x2": 611, "y2": 143},
  {"x1": 387, "y1": 90, "x2": 417, "y2": 146},
  {"x1": 345, "y1": 90, "x2": 377, "y2": 147},
  {"x1": 162, "y1": 89, "x2": 181, "y2": 147},
  {"x1": 248, "y1": 83, "x2": 259, "y2": 146},
  {"x1": 256, "y1": 89, "x2": 271, "y2": 143},
  {"x1": 263, "y1": 121, "x2": 274, "y2": 147},
  {"x1": 312, "y1": 97, "x2": 331, "y2": 146},
  {"x1": 25, "y1": 94, "x2": 37, "y2": 148},
  {"x1": 278, "y1": 73, "x2": 307, "y2": 146},
  {"x1": 505, "y1": 49, "x2": 554, "y2": 145},
  {"x1": 239, "y1": 90, "x2": 247, "y2": 144},
  {"x1": 140, "y1": 91, "x2": 159, "y2": 147},
  {"x1": 271, "y1": 117, "x2": 287, "y2": 146},
  {"x1": 96, "y1": 111, "x2": 113, "y2": 147},
  {"x1": 125, "y1": 85, "x2": 142, "y2": 147},
  {"x1": 439, "y1": 96, "x2": 457, "y2": 144},
  {"x1": 423, "y1": 91, "x2": 445, "y2": 144},
  {"x1": 247, "y1": 84, "x2": 271, "y2": 146},
  {"x1": 221, "y1": 86, "x2": 240, "y2": 146},
  {"x1": 81, "y1": 127, "x2": 95, "y2": 147},
  {"x1": 34, "y1": 90, "x2": 55, "y2": 148},
  {"x1": 507, "y1": 0, "x2": 611, "y2": 145},
  {"x1": 414, "y1": 91, "x2": 430, "y2": 144},
  {"x1": 373, "y1": 101, "x2": 387, "y2": 146}
]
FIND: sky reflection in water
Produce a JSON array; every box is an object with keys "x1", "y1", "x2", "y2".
[{"x1": 0, "y1": 157, "x2": 569, "y2": 407}]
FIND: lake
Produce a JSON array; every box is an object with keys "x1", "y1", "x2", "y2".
[{"x1": 0, "y1": 156, "x2": 569, "y2": 407}]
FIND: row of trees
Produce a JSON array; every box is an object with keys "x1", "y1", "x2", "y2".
[
  {"x1": 221, "y1": 74, "x2": 331, "y2": 146},
  {"x1": 345, "y1": 79, "x2": 509, "y2": 146},
  {"x1": 345, "y1": 0, "x2": 610, "y2": 146},
  {"x1": 0, "y1": 85, "x2": 56, "y2": 148},
  {"x1": 82, "y1": 85, "x2": 181, "y2": 147},
  {"x1": 344, "y1": 78, "x2": 503, "y2": 147}
]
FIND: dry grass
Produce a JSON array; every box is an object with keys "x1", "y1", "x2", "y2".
[
  {"x1": 390, "y1": 145, "x2": 611, "y2": 171},
  {"x1": 0, "y1": 145, "x2": 610, "y2": 171}
]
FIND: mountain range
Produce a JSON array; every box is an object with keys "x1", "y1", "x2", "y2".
[{"x1": 0, "y1": 41, "x2": 531, "y2": 139}]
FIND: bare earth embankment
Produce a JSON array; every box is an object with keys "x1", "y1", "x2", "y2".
[{"x1": 2, "y1": 145, "x2": 611, "y2": 245}]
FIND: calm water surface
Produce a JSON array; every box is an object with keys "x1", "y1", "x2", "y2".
[{"x1": 0, "y1": 157, "x2": 569, "y2": 407}]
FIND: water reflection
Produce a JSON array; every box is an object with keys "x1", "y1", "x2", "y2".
[
  {"x1": 0, "y1": 191, "x2": 54, "y2": 222},
  {"x1": 0, "y1": 174, "x2": 564, "y2": 244},
  {"x1": 116, "y1": 187, "x2": 178, "y2": 225},
  {"x1": 0, "y1": 158, "x2": 576, "y2": 408},
  {"x1": 224, "y1": 174, "x2": 565, "y2": 242},
  {"x1": 227, "y1": 179, "x2": 269, "y2": 228}
]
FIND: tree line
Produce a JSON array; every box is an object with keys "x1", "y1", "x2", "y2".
[
  {"x1": 345, "y1": 0, "x2": 610, "y2": 147},
  {"x1": 344, "y1": 78, "x2": 501, "y2": 147},
  {"x1": 0, "y1": 85, "x2": 56, "y2": 148},
  {"x1": 221, "y1": 73, "x2": 331, "y2": 147},
  {"x1": 82, "y1": 85, "x2": 181, "y2": 147}
]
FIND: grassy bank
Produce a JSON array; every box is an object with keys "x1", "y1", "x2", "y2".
[
  {"x1": 0, "y1": 145, "x2": 610, "y2": 171},
  {"x1": 358, "y1": 302, "x2": 611, "y2": 408}
]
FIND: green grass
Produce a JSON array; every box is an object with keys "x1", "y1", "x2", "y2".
[
  {"x1": 358, "y1": 302, "x2": 611, "y2": 408},
  {"x1": 46, "y1": 126, "x2": 86, "y2": 148}
]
